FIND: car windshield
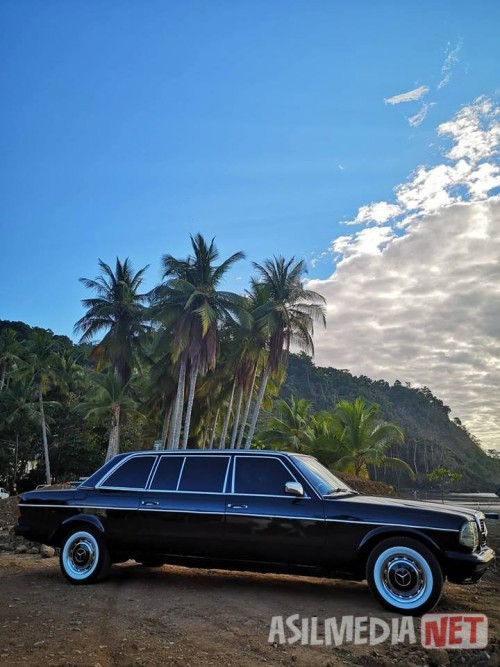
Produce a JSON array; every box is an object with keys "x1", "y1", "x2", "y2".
[{"x1": 292, "y1": 455, "x2": 356, "y2": 496}]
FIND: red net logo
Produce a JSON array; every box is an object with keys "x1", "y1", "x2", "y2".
[{"x1": 421, "y1": 614, "x2": 488, "y2": 649}]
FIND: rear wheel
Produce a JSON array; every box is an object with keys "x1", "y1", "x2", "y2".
[
  {"x1": 60, "y1": 527, "x2": 111, "y2": 584},
  {"x1": 366, "y1": 537, "x2": 443, "y2": 615}
]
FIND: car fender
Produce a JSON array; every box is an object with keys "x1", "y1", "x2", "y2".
[
  {"x1": 357, "y1": 525, "x2": 443, "y2": 564},
  {"x1": 51, "y1": 513, "x2": 106, "y2": 546}
]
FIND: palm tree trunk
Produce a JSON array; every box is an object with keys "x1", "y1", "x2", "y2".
[
  {"x1": 38, "y1": 387, "x2": 51, "y2": 484},
  {"x1": 236, "y1": 366, "x2": 258, "y2": 449},
  {"x1": 161, "y1": 403, "x2": 173, "y2": 449},
  {"x1": 105, "y1": 404, "x2": 121, "y2": 462},
  {"x1": 168, "y1": 356, "x2": 187, "y2": 449},
  {"x1": 219, "y1": 379, "x2": 236, "y2": 449},
  {"x1": 208, "y1": 409, "x2": 219, "y2": 449},
  {"x1": 230, "y1": 386, "x2": 243, "y2": 449},
  {"x1": 181, "y1": 359, "x2": 199, "y2": 449},
  {"x1": 244, "y1": 365, "x2": 270, "y2": 449}
]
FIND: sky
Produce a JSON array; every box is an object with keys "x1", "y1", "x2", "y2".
[{"x1": 1, "y1": 2, "x2": 499, "y2": 448}]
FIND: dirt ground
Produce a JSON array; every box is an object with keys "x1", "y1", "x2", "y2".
[{"x1": 0, "y1": 550, "x2": 499, "y2": 667}]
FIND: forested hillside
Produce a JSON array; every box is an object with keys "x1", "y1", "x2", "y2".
[
  {"x1": 1, "y1": 315, "x2": 499, "y2": 492},
  {"x1": 282, "y1": 353, "x2": 500, "y2": 490}
]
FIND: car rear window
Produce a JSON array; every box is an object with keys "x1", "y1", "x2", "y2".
[
  {"x1": 178, "y1": 456, "x2": 229, "y2": 493},
  {"x1": 234, "y1": 457, "x2": 294, "y2": 495},
  {"x1": 100, "y1": 456, "x2": 155, "y2": 489},
  {"x1": 150, "y1": 456, "x2": 184, "y2": 491}
]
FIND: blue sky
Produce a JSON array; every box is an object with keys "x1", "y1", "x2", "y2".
[
  {"x1": 0, "y1": 1, "x2": 499, "y2": 338},
  {"x1": 4, "y1": 2, "x2": 500, "y2": 447}
]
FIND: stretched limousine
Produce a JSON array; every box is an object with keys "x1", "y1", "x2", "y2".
[{"x1": 15, "y1": 450, "x2": 494, "y2": 614}]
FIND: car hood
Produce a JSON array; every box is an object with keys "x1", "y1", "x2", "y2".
[{"x1": 323, "y1": 493, "x2": 480, "y2": 529}]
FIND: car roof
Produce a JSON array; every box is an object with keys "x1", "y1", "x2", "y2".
[{"x1": 119, "y1": 449, "x2": 295, "y2": 456}]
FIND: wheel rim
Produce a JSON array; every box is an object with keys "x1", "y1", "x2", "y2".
[
  {"x1": 373, "y1": 546, "x2": 433, "y2": 609},
  {"x1": 63, "y1": 531, "x2": 99, "y2": 580}
]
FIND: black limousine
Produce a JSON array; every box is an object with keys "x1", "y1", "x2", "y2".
[{"x1": 15, "y1": 450, "x2": 494, "y2": 614}]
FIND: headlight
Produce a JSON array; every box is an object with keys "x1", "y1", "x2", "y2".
[{"x1": 459, "y1": 520, "x2": 479, "y2": 550}]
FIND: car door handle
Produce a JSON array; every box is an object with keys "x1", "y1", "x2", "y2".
[
  {"x1": 227, "y1": 504, "x2": 248, "y2": 509},
  {"x1": 141, "y1": 501, "x2": 160, "y2": 507}
]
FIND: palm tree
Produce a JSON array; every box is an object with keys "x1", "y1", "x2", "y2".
[
  {"x1": 74, "y1": 258, "x2": 150, "y2": 459},
  {"x1": 81, "y1": 374, "x2": 141, "y2": 460},
  {"x1": 26, "y1": 331, "x2": 62, "y2": 484},
  {"x1": 244, "y1": 257, "x2": 326, "y2": 448},
  {"x1": 0, "y1": 329, "x2": 23, "y2": 391},
  {"x1": 153, "y1": 234, "x2": 245, "y2": 449},
  {"x1": 261, "y1": 396, "x2": 316, "y2": 452},
  {"x1": 0, "y1": 377, "x2": 42, "y2": 483},
  {"x1": 328, "y1": 397, "x2": 415, "y2": 480}
]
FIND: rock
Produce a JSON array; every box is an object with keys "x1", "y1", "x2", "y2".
[
  {"x1": 15, "y1": 545, "x2": 27, "y2": 554},
  {"x1": 427, "y1": 649, "x2": 450, "y2": 667},
  {"x1": 40, "y1": 545, "x2": 55, "y2": 558},
  {"x1": 28, "y1": 547, "x2": 39, "y2": 554}
]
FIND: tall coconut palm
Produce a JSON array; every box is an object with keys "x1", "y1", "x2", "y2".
[
  {"x1": 26, "y1": 331, "x2": 61, "y2": 483},
  {"x1": 153, "y1": 234, "x2": 245, "y2": 449},
  {"x1": 80, "y1": 374, "x2": 141, "y2": 460},
  {"x1": 74, "y1": 258, "x2": 150, "y2": 459},
  {"x1": 328, "y1": 397, "x2": 415, "y2": 479},
  {"x1": 244, "y1": 257, "x2": 326, "y2": 448},
  {"x1": 0, "y1": 329, "x2": 23, "y2": 391}
]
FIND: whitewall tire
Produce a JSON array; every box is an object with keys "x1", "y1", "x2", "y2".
[
  {"x1": 60, "y1": 527, "x2": 110, "y2": 585},
  {"x1": 366, "y1": 537, "x2": 443, "y2": 615}
]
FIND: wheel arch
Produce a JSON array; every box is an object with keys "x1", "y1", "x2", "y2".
[
  {"x1": 357, "y1": 527, "x2": 443, "y2": 569},
  {"x1": 51, "y1": 514, "x2": 106, "y2": 547}
]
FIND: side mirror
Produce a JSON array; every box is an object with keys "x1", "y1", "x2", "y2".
[{"x1": 285, "y1": 481, "x2": 304, "y2": 497}]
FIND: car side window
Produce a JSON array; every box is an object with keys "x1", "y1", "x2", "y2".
[
  {"x1": 100, "y1": 456, "x2": 155, "y2": 489},
  {"x1": 150, "y1": 456, "x2": 184, "y2": 491},
  {"x1": 178, "y1": 456, "x2": 229, "y2": 493},
  {"x1": 234, "y1": 457, "x2": 295, "y2": 495}
]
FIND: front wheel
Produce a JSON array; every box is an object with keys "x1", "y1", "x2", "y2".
[
  {"x1": 60, "y1": 527, "x2": 111, "y2": 584},
  {"x1": 366, "y1": 537, "x2": 443, "y2": 615}
]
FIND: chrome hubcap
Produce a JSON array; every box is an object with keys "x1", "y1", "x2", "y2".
[
  {"x1": 66, "y1": 536, "x2": 97, "y2": 576},
  {"x1": 382, "y1": 555, "x2": 425, "y2": 601}
]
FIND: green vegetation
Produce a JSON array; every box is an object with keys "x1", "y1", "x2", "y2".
[
  {"x1": 0, "y1": 237, "x2": 326, "y2": 489},
  {"x1": 1, "y1": 236, "x2": 498, "y2": 492},
  {"x1": 427, "y1": 467, "x2": 463, "y2": 502}
]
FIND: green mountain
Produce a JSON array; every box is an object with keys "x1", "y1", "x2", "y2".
[{"x1": 281, "y1": 353, "x2": 500, "y2": 491}]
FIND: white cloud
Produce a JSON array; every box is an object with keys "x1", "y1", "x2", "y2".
[
  {"x1": 311, "y1": 99, "x2": 500, "y2": 450},
  {"x1": 438, "y1": 40, "x2": 462, "y2": 90},
  {"x1": 385, "y1": 85, "x2": 430, "y2": 105},
  {"x1": 330, "y1": 226, "x2": 396, "y2": 259},
  {"x1": 409, "y1": 102, "x2": 435, "y2": 127},
  {"x1": 345, "y1": 202, "x2": 402, "y2": 226}
]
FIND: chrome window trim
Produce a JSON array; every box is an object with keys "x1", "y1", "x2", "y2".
[
  {"x1": 231, "y1": 454, "x2": 308, "y2": 498},
  {"x1": 175, "y1": 457, "x2": 187, "y2": 491},
  {"x1": 177, "y1": 455, "x2": 230, "y2": 494},
  {"x1": 222, "y1": 457, "x2": 231, "y2": 493},
  {"x1": 96, "y1": 454, "x2": 156, "y2": 490},
  {"x1": 147, "y1": 454, "x2": 185, "y2": 492}
]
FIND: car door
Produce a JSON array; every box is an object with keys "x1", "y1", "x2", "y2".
[
  {"x1": 85, "y1": 454, "x2": 156, "y2": 551},
  {"x1": 138, "y1": 454, "x2": 230, "y2": 557},
  {"x1": 224, "y1": 455, "x2": 326, "y2": 565}
]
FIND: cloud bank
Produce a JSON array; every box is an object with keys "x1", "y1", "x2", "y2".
[{"x1": 310, "y1": 99, "x2": 500, "y2": 450}]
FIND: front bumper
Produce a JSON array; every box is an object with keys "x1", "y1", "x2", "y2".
[{"x1": 444, "y1": 546, "x2": 495, "y2": 584}]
